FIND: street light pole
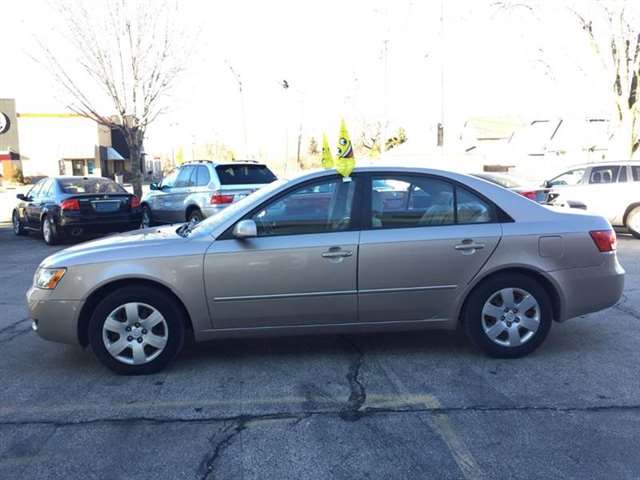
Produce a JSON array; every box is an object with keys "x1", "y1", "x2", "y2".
[{"x1": 226, "y1": 60, "x2": 249, "y2": 159}]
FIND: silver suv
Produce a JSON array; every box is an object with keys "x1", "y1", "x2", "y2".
[
  {"x1": 544, "y1": 161, "x2": 640, "y2": 238},
  {"x1": 140, "y1": 161, "x2": 277, "y2": 226}
]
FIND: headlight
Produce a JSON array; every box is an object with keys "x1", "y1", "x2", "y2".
[{"x1": 34, "y1": 268, "x2": 67, "y2": 289}]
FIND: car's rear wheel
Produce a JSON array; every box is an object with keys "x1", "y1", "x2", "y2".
[
  {"x1": 188, "y1": 208, "x2": 204, "y2": 224},
  {"x1": 463, "y1": 273, "x2": 552, "y2": 358},
  {"x1": 626, "y1": 206, "x2": 640, "y2": 239},
  {"x1": 12, "y1": 211, "x2": 26, "y2": 236},
  {"x1": 88, "y1": 286, "x2": 185, "y2": 374},
  {"x1": 141, "y1": 205, "x2": 154, "y2": 228},
  {"x1": 41, "y1": 215, "x2": 62, "y2": 245}
]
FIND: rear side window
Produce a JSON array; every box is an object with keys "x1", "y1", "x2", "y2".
[
  {"x1": 370, "y1": 175, "x2": 495, "y2": 229},
  {"x1": 58, "y1": 177, "x2": 125, "y2": 194},
  {"x1": 195, "y1": 166, "x2": 211, "y2": 187},
  {"x1": 216, "y1": 164, "x2": 276, "y2": 185},
  {"x1": 632, "y1": 166, "x2": 640, "y2": 182},
  {"x1": 589, "y1": 166, "x2": 619, "y2": 184}
]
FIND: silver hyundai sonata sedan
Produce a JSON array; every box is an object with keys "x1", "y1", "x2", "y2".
[{"x1": 27, "y1": 166, "x2": 625, "y2": 374}]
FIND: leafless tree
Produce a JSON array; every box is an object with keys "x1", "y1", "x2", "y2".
[
  {"x1": 495, "y1": 0, "x2": 640, "y2": 159},
  {"x1": 36, "y1": 0, "x2": 193, "y2": 197},
  {"x1": 571, "y1": 2, "x2": 640, "y2": 159}
]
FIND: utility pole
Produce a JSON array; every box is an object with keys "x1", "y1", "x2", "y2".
[
  {"x1": 226, "y1": 60, "x2": 249, "y2": 159},
  {"x1": 438, "y1": 0, "x2": 445, "y2": 150}
]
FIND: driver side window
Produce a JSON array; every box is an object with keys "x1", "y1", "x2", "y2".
[
  {"x1": 550, "y1": 169, "x2": 585, "y2": 187},
  {"x1": 251, "y1": 177, "x2": 357, "y2": 237}
]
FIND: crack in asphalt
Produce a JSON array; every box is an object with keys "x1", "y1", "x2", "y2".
[
  {"x1": 198, "y1": 420, "x2": 249, "y2": 480},
  {"x1": 2, "y1": 402, "x2": 640, "y2": 429},
  {"x1": 0, "y1": 318, "x2": 31, "y2": 343},
  {"x1": 614, "y1": 294, "x2": 640, "y2": 320},
  {"x1": 339, "y1": 336, "x2": 367, "y2": 422}
]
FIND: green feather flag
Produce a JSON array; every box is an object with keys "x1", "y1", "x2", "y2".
[
  {"x1": 321, "y1": 133, "x2": 334, "y2": 169},
  {"x1": 335, "y1": 118, "x2": 355, "y2": 178}
]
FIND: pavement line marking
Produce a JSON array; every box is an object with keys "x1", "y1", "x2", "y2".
[{"x1": 372, "y1": 361, "x2": 485, "y2": 480}]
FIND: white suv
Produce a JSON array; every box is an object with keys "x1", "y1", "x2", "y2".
[
  {"x1": 140, "y1": 161, "x2": 277, "y2": 227},
  {"x1": 544, "y1": 161, "x2": 640, "y2": 238}
]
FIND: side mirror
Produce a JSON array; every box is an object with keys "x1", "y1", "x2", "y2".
[
  {"x1": 16, "y1": 193, "x2": 27, "y2": 201},
  {"x1": 233, "y1": 219, "x2": 257, "y2": 239},
  {"x1": 543, "y1": 180, "x2": 552, "y2": 188},
  {"x1": 149, "y1": 182, "x2": 159, "y2": 191}
]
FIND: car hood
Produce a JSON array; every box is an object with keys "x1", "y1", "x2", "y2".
[{"x1": 40, "y1": 224, "x2": 195, "y2": 268}]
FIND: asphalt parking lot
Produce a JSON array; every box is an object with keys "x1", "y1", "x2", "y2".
[{"x1": 1, "y1": 224, "x2": 640, "y2": 479}]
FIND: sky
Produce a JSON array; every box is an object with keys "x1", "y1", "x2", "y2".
[{"x1": 2, "y1": 0, "x2": 620, "y2": 162}]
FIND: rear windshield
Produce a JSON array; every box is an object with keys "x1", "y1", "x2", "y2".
[
  {"x1": 58, "y1": 177, "x2": 126, "y2": 194},
  {"x1": 215, "y1": 164, "x2": 277, "y2": 185}
]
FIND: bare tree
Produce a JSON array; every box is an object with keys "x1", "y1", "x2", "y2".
[
  {"x1": 36, "y1": 0, "x2": 193, "y2": 197},
  {"x1": 495, "y1": 0, "x2": 640, "y2": 159},
  {"x1": 571, "y1": 2, "x2": 640, "y2": 159}
]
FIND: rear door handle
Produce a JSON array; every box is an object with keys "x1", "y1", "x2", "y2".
[
  {"x1": 321, "y1": 248, "x2": 353, "y2": 258},
  {"x1": 454, "y1": 240, "x2": 485, "y2": 251}
]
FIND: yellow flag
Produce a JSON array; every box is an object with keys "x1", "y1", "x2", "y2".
[
  {"x1": 335, "y1": 118, "x2": 355, "y2": 177},
  {"x1": 321, "y1": 133, "x2": 334, "y2": 169}
]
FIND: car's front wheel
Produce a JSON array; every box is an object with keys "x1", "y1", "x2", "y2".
[
  {"x1": 626, "y1": 206, "x2": 640, "y2": 240},
  {"x1": 12, "y1": 210, "x2": 26, "y2": 236},
  {"x1": 463, "y1": 273, "x2": 552, "y2": 358},
  {"x1": 88, "y1": 285, "x2": 186, "y2": 374}
]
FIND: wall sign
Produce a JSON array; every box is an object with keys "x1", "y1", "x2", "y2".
[{"x1": 0, "y1": 113, "x2": 10, "y2": 134}]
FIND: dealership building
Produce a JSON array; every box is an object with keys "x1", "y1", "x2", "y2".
[{"x1": 0, "y1": 98, "x2": 159, "y2": 183}]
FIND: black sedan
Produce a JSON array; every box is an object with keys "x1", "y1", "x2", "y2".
[{"x1": 12, "y1": 176, "x2": 142, "y2": 245}]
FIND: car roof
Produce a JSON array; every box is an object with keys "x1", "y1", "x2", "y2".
[
  {"x1": 559, "y1": 160, "x2": 640, "y2": 170},
  {"x1": 182, "y1": 160, "x2": 266, "y2": 167}
]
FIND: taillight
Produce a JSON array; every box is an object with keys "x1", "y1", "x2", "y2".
[
  {"x1": 60, "y1": 199, "x2": 80, "y2": 211},
  {"x1": 130, "y1": 196, "x2": 140, "y2": 208},
  {"x1": 210, "y1": 192, "x2": 234, "y2": 205},
  {"x1": 520, "y1": 191, "x2": 538, "y2": 200},
  {"x1": 590, "y1": 230, "x2": 617, "y2": 252}
]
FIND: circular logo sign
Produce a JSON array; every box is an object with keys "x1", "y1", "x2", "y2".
[{"x1": 0, "y1": 113, "x2": 10, "y2": 134}]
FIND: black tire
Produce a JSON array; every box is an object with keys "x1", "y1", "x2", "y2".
[
  {"x1": 12, "y1": 210, "x2": 27, "y2": 236},
  {"x1": 626, "y1": 206, "x2": 640, "y2": 240},
  {"x1": 141, "y1": 205, "x2": 154, "y2": 228},
  {"x1": 188, "y1": 208, "x2": 204, "y2": 224},
  {"x1": 41, "y1": 215, "x2": 62, "y2": 245},
  {"x1": 88, "y1": 285, "x2": 186, "y2": 374},
  {"x1": 463, "y1": 273, "x2": 552, "y2": 358}
]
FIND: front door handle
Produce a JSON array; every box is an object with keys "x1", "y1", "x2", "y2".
[{"x1": 321, "y1": 248, "x2": 353, "y2": 258}]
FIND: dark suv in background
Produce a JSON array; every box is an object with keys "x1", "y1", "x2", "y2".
[{"x1": 140, "y1": 161, "x2": 277, "y2": 226}]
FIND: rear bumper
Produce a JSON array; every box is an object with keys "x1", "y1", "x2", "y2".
[
  {"x1": 59, "y1": 211, "x2": 142, "y2": 232},
  {"x1": 550, "y1": 254, "x2": 625, "y2": 321},
  {"x1": 202, "y1": 205, "x2": 229, "y2": 218},
  {"x1": 26, "y1": 287, "x2": 82, "y2": 345}
]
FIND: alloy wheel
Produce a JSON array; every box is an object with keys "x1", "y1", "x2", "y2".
[
  {"x1": 481, "y1": 288, "x2": 541, "y2": 347},
  {"x1": 102, "y1": 302, "x2": 169, "y2": 365},
  {"x1": 42, "y1": 218, "x2": 51, "y2": 243},
  {"x1": 141, "y1": 208, "x2": 151, "y2": 228},
  {"x1": 12, "y1": 212, "x2": 20, "y2": 234}
]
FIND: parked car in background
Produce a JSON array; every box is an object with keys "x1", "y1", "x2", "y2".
[
  {"x1": 12, "y1": 176, "x2": 142, "y2": 245},
  {"x1": 472, "y1": 172, "x2": 549, "y2": 203},
  {"x1": 28, "y1": 166, "x2": 623, "y2": 374},
  {"x1": 140, "y1": 160, "x2": 277, "y2": 227},
  {"x1": 543, "y1": 161, "x2": 640, "y2": 238}
]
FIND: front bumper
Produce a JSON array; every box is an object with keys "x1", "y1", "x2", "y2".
[
  {"x1": 26, "y1": 287, "x2": 83, "y2": 345},
  {"x1": 550, "y1": 254, "x2": 625, "y2": 321}
]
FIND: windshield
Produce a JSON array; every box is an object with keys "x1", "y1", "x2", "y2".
[
  {"x1": 58, "y1": 177, "x2": 126, "y2": 194},
  {"x1": 189, "y1": 179, "x2": 288, "y2": 235}
]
